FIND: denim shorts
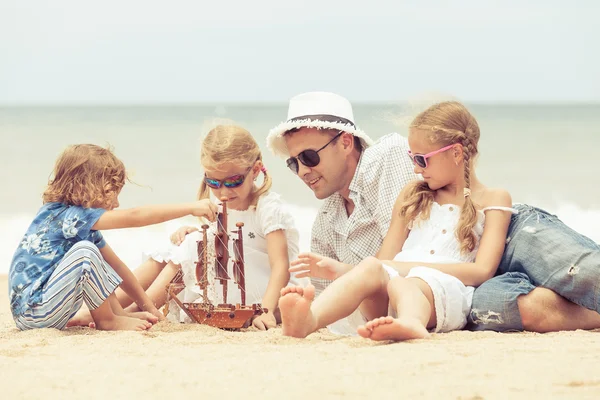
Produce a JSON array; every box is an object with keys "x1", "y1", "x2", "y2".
[{"x1": 467, "y1": 204, "x2": 600, "y2": 332}]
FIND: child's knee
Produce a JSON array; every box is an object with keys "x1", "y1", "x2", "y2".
[
  {"x1": 69, "y1": 240, "x2": 100, "y2": 254},
  {"x1": 67, "y1": 241, "x2": 103, "y2": 265},
  {"x1": 358, "y1": 256, "x2": 383, "y2": 274},
  {"x1": 355, "y1": 257, "x2": 388, "y2": 289},
  {"x1": 61, "y1": 241, "x2": 104, "y2": 274}
]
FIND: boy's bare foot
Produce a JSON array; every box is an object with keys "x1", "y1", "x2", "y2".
[
  {"x1": 67, "y1": 309, "x2": 158, "y2": 328},
  {"x1": 279, "y1": 285, "x2": 318, "y2": 338},
  {"x1": 357, "y1": 316, "x2": 431, "y2": 341},
  {"x1": 128, "y1": 311, "x2": 159, "y2": 324},
  {"x1": 95, "y1": 315, "x2": 153, "y2": 331}
]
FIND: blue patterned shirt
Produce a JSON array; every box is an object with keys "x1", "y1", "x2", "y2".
[{"x1": 9, "y1": 203, "x2": 106, "y2": 316}]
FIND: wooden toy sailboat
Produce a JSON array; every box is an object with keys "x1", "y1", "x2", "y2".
[{"x1": 164, "y1": 197, "x2": 266, "y2": 329}]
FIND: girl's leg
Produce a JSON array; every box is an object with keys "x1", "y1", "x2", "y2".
[
  {"x1": 16, "y1": 241, "x2": 152, "y2": 331},
  {"x1": 358, "y1": 276, "x2": 436, "y2": 341},
  {"x1": 114, "y1": 258, "x2": 168, "y2": 308},
  {"x1": 124, "y1": 261, "x2": 182, "y2": 312},
  {"x1": 279, "y1": 256, "x2": 390, "y2": 338}
]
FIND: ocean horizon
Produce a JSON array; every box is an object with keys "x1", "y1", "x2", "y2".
[{"x1": 1, "y1": 102, "x2": 599, "y2": 273}]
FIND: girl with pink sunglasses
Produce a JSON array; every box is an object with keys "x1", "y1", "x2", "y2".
[{"x1": 278, "y1": 101, "x2": 515, "y2": 340}]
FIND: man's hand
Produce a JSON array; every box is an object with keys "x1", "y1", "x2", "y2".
[{"x1": 289, "y1": 252, "x2": 349, "y2": 281}]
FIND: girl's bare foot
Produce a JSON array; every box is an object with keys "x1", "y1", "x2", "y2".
[
  {"x1": 278, "y1": 285, "x2": 318, "y2": 338},
  {"x1": 95, "y1": 315, "x2": 153, "y2": 331},
  {"x1": 66, "y1": 309, "x2": 94, "y2": 328},
  {"x1": 358, "y1": 316, "x2": 431, "y2": 341}
]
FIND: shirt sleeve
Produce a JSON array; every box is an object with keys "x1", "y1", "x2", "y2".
[
  {"x1": 309, "y1": 213, "x2": 337, "y2": 259},
  {"x1": 256, "y1": 192, "x2": 297, "y2": 236},
  {"x1": 309, "y1": 214, "x2": 339, "y2": 295},
  {"x1": 62, "y1": 206, "x2": 107, "y2": 247}
]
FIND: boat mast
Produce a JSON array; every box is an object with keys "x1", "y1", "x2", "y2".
[
  {"x1": 196, "y1": 224, "x2": 210, "y2": 304},
  {"x1": 215, "y1": 197, "x2": 230, "y2": 304},
  {"x1": 233, "y1": 222, "x2": 246, "y2": 306}
]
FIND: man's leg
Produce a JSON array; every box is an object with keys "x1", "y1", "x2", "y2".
[
  {"x1": 518, "y1": 287, "x2": 600, "y2": 332},
  {"x1": 467, "y1": 271, "x2": 532, "y2": 331},
  {"x1": 470, "y1": 204, "x2": 600, "y2": 332}
]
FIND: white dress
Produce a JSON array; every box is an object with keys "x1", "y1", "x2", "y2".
[
  {"x1": 145, "y1": 191, "x2": 306, "y2": 322},
  {"x1": 332, "y1": 202, "x2": 514, "y2": 335}
]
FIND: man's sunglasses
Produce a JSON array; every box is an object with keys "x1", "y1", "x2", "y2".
[
  {"x1": 204, "y1": 168, "x2": 252, "y2": 189},
  {"x1": 286, "y1": 132, "x2": 343, "y2": 174},
  {"x1": 408, "y1": 144, "x2": 455, "y2": 169}
]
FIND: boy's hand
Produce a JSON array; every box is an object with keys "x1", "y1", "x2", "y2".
[
  {"x1": 192, "y1": 199, "x2": 218, "y2": 221},
  {"x1": 289, "y1": 253, "x2": 348, "y2": 281},
  {"x1": 170, "y1": 226, "x2": 199, "y2": 246},
  {"x1": 150, "y1": 307, "x2": 166, "y2": 322}
]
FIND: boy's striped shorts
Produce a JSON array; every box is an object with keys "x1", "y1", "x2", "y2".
[{"x1": 14, "y1": 240, "x2": 122, "y2": 330}]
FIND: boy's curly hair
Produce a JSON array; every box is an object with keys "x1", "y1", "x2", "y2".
[{"x1": 43, "y1": 144, "x2": 127, "y2": 209}]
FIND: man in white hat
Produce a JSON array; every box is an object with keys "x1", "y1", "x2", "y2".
[
  {"x1": 269, "y1": 92, "x2": 600, "y2": 337},
  {"x1": 267, "y1": 92, "x2": 418, "y2": 332}
]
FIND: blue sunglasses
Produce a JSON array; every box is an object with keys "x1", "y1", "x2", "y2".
[{"x1": 204, "y1": 168, "x2": 252, "y2": 189}]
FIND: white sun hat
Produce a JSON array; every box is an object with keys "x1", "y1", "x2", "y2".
[{"x1": 266, "y1": 91, "x2": 374, "y2": 158}]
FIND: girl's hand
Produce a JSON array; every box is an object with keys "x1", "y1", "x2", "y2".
[
  {"x1": 192, "y1": 199, "x2": 218, "y2": 221},
  {"x1": 289, "y1": 252, "x2": 346, "y2": 280},
  {"x1": 170, "y1": 226, "x2": 199, "y2": 246},
  {"x1": 252, "y1": 311, "x2": 277, "y2": 331}
]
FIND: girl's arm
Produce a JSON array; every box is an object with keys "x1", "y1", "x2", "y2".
[
  {"x1": 99, "y1": 243, "x2": 163, "y2": 318},
  {"x1": 252, "y1": 229, "x2": 290, "y2": 330},
  {"x1": 92, "y1": 200, "x2": 217, "y2": 231},
  {"x1": 262, "y1": 230, "x2": 291, "y2": 311},
  {"x1": 376, "y1": 190, "x2": 410, "y2": 260},
  {"x1": 384, "y1": 189, "x2": 512, "y2": 287}
]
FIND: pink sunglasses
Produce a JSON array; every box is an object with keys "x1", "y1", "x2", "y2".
[{"x1": 408, "y1": 144, "x2": 455, "y2": 168}]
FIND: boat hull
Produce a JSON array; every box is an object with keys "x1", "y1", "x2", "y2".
[
  {"x1": 166, "y1": 284, "x2": 264, "y2": 329},
  {"x1": 184, "y1": 303, "x2": 261, "y2": 329}
]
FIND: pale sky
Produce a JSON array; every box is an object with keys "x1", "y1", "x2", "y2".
[{"x1": 0, "y1": 0, "x2": 597, "y2": 104}]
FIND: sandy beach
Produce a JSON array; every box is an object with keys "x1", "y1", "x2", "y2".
[{"x1": 1, "y1": 274, "x2": 599, "y2": 399}]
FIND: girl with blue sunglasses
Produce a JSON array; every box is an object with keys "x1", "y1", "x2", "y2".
[{"x1": 69, "y1": 124, "x2": 304, "y2": 331}]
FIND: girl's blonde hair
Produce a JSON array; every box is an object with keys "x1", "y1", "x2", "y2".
[
  {"x1": 43, "y1": 144, "x2": 127, "y2": 209},
  {"x1": 399, "y1": 101, "x2": 481, "y2": 255},
  {"x1": 197, "y1": 125, "x2": 271, "y2": 207}
]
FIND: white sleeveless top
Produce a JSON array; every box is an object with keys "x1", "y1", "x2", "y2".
[{"x1": 394, "y1": 202, "x2": 515, "y2": 264}]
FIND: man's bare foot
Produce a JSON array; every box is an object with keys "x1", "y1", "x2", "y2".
[
  {"x1": 278, "y1": 285, "x2": 318, "y2": 338},
  {"x1": 357, "y1": 316, "x2": 431, "y2": 341},
  {"x1": 95, "y1": 315, "x2": 153, "y2": 331}
]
